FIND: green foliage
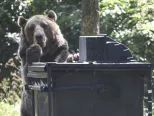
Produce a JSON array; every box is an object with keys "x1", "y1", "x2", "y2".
[
  {"x1": 0, "y1": 101, "x2": 20, "y2": 116},
  {"x1": 153, "y1": 103, "x2": 154, "y2": 116},
  {"x1": 0, "y1": 0, "x2": 28, "y2": 100},
  {"x1": 100, "y1": 0, "x2": 154, "y2": 63},
  {"x1": 0, "y1": 57, "x2": 22, "y2": 104},
  {"x1": 0, "y1": 0, "x2": 26, "y2": 65}
]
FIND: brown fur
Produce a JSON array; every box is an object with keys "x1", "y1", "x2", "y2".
[{"x1": 18, "y1": 10, "x2": 69, "y2": 116}]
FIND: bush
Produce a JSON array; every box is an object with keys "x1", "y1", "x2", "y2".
[
  {"x1": 0, "y1": 101, "x2": 20, "y2": 116},
  {"x1": 0, "y1": 56, "x2": 22, "y2": 104},
  {"x1": 100, "y1": 0, "x2": 154, "y2": 63}
]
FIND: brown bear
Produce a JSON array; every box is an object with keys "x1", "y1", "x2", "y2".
[{"x1": 18, "y1": 10, "x2": 70, "y2": 116}]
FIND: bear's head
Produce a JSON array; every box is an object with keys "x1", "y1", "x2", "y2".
[{"x1": 17, "y1": 10, "x2": 64, "y2": 49}]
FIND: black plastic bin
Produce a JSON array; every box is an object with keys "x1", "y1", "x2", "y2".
[{"x1": 27, "y1": 62, "x2": 152, "y2": 116}]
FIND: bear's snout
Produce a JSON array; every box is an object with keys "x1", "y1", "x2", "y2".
[
  {"x1": 34, "y1": 33, "x2": 45, "y2": 46},
  {"x1": 35, "y1": 35, "x2": 46, "y2": 47},
  {"x1": 35, "y1": 34, "x2": 43, "y2": 42},
  {"x1": 34, "y1": 27, "x2": 47, "y2": 47}
]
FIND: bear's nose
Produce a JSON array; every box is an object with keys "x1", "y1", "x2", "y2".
[{"x1": 35, "y1": 34, "x2": 43, "y2": 41}]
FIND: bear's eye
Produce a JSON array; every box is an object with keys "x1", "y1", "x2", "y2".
[
  {"x1": 29, "y1": 24, "x2": 35, "y2": 30},
  {"x1": 41, "y1": 23, "x2": 48, "y2": 29}
]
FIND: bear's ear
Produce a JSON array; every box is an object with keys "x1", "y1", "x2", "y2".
[
  {"x1": 47, "y1": 10, "x2": 57, "y2": 21},
  {"x1": 17, "y1": 16, "x2": 27, "y2": 27}
]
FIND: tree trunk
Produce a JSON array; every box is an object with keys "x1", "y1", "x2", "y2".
[{"x1": 81, "y1": 0, "x2": 100, "y2": 36}]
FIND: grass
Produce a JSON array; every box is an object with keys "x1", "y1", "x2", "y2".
[{"x1": 0, "y1": 101, "x2": 20, "y2": 116}]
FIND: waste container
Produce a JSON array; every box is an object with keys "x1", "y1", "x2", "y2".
[{"x1": 27, "y1": 36, "x2": 152, "y2": 116}]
